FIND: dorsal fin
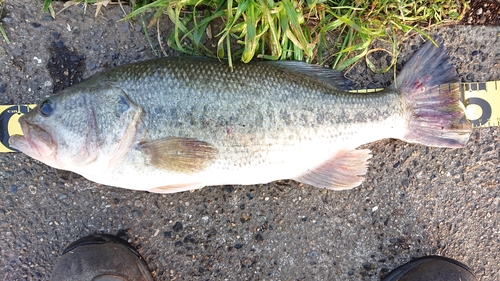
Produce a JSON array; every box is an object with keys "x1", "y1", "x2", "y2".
[{"x1": 263, "y1": 61, "x2": 352, "y2": 91}]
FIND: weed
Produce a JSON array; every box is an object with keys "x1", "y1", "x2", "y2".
[
  {"x1": 42, "y1": 0, "x2": 468, "y2": 71},
  {"x1": 0, "y1": 0, "x2": 10, "y2": 43}
]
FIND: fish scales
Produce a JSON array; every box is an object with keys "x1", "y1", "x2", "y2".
[
  {"x1": 105, "y1": 57, "x2": 403, "y2": 143},
  {"x1": 101, "y1": 58, "x2": 404, "y2": 178},
  {"x1": 9, "y1": 41, "x2": 471, "y2": 192}
]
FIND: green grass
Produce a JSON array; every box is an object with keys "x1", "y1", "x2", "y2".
[
  {"x1": 42, "y1": 0, "x2": 467, "y2": 71},
  {"x1": 0, "y1": 25, "x2": 8, "y2": 44},
  {"x1": 0, "y1": 0, "x2": 10, "y2": 43}
]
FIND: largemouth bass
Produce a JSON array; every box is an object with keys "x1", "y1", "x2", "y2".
[{"x1": 9, "y1": 40, "x2": 471, "y2": 193}]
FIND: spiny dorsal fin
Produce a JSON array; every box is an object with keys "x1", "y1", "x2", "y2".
[
  {"x1": 140, "y1": 138, "x2": 217, "y2": 173},
  {"x1": 263, "y1": 61, "x2": 352, "y2": 91}
]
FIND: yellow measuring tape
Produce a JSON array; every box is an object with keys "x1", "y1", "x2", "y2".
[
  {"x1": 0, "y1": 81, "x2": 498, "y2": 153},
  {"x1": 461, "y1": 81, "x2": 499, "y2": 127},
  {"x1": 0, "y1": 104, "x2": 36, "y2": 153}
]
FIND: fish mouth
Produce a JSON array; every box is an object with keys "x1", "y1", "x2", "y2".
[{"x1": 9, "y1": 117, "x2": 55, "y2": 159}]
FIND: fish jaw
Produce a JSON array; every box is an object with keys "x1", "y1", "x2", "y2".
[{"x1": 9, "y1": 117, "x2": 56, "y2": 161}]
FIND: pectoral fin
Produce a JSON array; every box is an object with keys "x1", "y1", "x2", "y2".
[
  {"x1": 140, "y1": 138, "x2": 217, "y2": 173},
  {"x1": 294, "y1": 149, "x2": 371, "y2": 190}
]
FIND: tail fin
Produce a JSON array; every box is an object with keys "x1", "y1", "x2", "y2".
[{"x1": 396, "y1": 39, "x2": 471, "y2": 148}]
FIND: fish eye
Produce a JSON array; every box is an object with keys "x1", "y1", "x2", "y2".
[{"x1": 40, "y1": 98, "x2": 55, "y2": 117}]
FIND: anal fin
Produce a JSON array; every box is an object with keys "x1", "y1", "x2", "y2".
[{"x1": 294, "y1": 149, "x2": 371, "y2": 190}]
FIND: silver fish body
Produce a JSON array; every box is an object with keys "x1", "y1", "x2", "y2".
[{"x1": 10, "y1": 41, "x2": 471, "y2": 193}]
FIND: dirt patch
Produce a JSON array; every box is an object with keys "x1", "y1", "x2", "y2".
[{"x1": 461, "y1": 0, "x2": 500, "y2": 25}]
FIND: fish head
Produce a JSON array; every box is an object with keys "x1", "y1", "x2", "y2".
[
  {"x1": 9, "y1": 86, "x2": 100, "y2": 170},
  {"x1": 9, "y1": 82, "x2": 143, "y2": 173}
]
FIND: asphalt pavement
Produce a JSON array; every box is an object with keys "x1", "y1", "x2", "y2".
[{"x1": 0, "y1": 1, "x2": 499, "y2": 280}]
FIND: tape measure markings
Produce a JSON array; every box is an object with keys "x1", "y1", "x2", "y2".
[{"x1": 462, "y1": 81, "x2": 499, "y2": 128}]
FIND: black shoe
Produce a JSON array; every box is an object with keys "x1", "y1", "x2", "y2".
[
  {"x1": 382, "y1": 255, "x2": 477, "y2": 281},
  {"x1": 50, "y1": 234, "x2": 154, "y2": 281}
]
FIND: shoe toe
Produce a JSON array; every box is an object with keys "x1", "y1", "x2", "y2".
[
  {"x1": 50, "y1": 234, "x2": 153, "y2": 281},
  {"x1": 382, "y1": 256, "x2": 477, "y2": 281}
]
